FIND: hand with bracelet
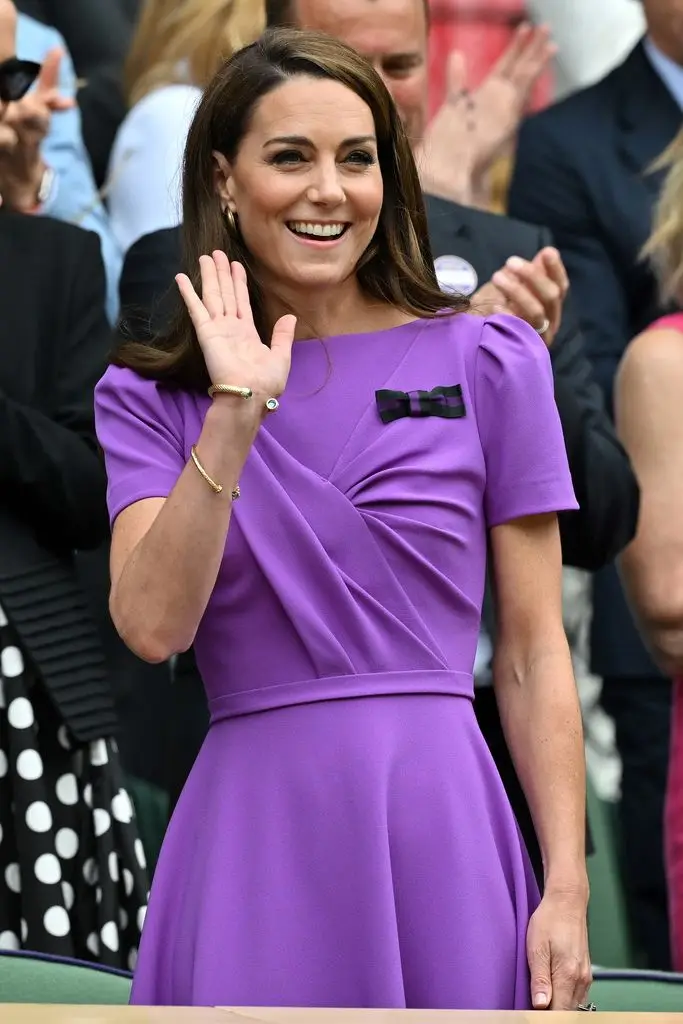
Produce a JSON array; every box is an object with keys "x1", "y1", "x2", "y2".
[
  {"x1": 176, "y1": 250, "x2": 296, "y2": 405},
  {"x1": 176, "y1": 250, "x2": 296, "y2": 494}
]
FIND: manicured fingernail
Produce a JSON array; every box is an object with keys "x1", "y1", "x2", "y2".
[
  {"x1": 506, "y1": 256, "x2": 524, "y2": 270},
  {"x1": 533, "y1": 992, "x2": 549, "y2": 1008}
]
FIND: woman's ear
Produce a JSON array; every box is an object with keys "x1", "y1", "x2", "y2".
[{"x1": 212, "y1": 150, "x2": 237, "y2": 213}]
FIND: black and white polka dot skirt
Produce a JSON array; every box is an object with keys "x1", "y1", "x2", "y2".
[{"x1": 0, "y1": 602, "x2": 149, "y2": 971}]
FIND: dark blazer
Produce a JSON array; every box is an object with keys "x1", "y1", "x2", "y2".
[
  {"x1": 507, "y1": 40, "x2": 681, "y2": 678},
  {"x1": 0, "y1": 211, "x2": 116, "y2": 741}
]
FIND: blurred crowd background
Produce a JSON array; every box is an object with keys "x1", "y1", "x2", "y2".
[{"x1": 1, "y1": 0, "x2": 681, "y2": 984}]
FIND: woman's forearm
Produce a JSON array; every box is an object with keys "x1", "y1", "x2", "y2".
[
  {"x1": 110, "y1": 398, "x2": 261, "y2": 663},
  {"x1": 493, "y1": 635, "x2": 588, "y2": 894}
]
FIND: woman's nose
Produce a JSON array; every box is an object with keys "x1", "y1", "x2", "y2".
[{"x1": 307, "y1": 160, "x2": 345, "y2": 205}]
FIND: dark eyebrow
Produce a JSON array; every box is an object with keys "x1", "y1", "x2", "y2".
[{"x1": 263, "y1": 134, "x2": 377, "y2": 148}]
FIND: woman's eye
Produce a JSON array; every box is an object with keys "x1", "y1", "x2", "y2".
[
  {"x1": 346, "y1": 150, "x2": 375, "y2": 166},
  {"x1": 271, "y1": 150, "x2": 304, "y2": 165}
]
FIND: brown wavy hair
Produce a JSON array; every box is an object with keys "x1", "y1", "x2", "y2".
[
  {"x1": 114, "y1": 28, "x2": 468, "y2": 391},
  {"x1": 642, "y1": 128, "x2": 683, "y2": 304}
]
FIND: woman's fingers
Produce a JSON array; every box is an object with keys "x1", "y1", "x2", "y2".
[
  {"x1": 571, "y1": 955, "x2": 593, "y2": 1009},
  {"x1": 175, "y1": 273, "x2": 209, "y2": 330},
  {"x1": 231, "y1": 261, "x2": 254, "y2": 322},
  {"x1": 213, "y1": 250, "x2": 237, "y2": 317},
  {"x1": 270, "y1": 314, "x2": 297, "y2": 363},
  {"x1": 199, "y1": 254, "x2": 225, "y2": 319}
]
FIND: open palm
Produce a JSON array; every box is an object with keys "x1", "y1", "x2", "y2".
[
  {"x1": 176, "y1": 251, "x2": 296, "y2": 399},
  {"x1": 420, "y1": 23, "x2": 554, "y2": 202}
]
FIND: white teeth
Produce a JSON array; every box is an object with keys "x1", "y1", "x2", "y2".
[{"x1": 288, "y1": 222, "x2": 346, "y2": 238}]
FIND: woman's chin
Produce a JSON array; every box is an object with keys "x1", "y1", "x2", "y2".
[{"x1": 279, "y1": 267, "x2": 353, "y2": 291}]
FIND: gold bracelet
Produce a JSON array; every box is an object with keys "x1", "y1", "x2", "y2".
[
  {"x1": 190, "y1": 445, "x2": 240, "y2": 500},
  {"x1": 208, "y1": 383, "x2": 252, "y2": 399},
  {"x1": 209, "y1": 383, "x2": 280, "y2": 414}
]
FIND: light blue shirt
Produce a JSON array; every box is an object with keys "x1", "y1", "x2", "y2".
[
  {"x1": 16, "y1": 14, "x2": 122, "y2": 323},
  {"x1": 644, "y1": 36, "x2": 683, "y2": 110}
]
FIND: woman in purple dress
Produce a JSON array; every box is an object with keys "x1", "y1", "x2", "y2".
[{"x1": 94, "y1": 27, "x2": 591, "y2": 1010}]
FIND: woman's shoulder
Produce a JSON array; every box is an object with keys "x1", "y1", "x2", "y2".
[
  {"x1": 429, "y1": 311, "x2": 549, "y2": 370},
  {"x1": 623, "y1": 320, "x2": 683, "y2": 369},
  {"x1": 619, "y1": 322, "x2": 683, "y2": 398}
]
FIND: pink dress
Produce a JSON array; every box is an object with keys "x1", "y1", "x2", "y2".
[{"x1": 647, "y1": 313, "x2": 683, "y2": 970}]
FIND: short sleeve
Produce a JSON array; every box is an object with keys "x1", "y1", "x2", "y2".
[
  {"x1": 474, "y1": 314, "x2": 579, "y2": 527},
  {"x1": 95, "y1": 366, "x2": 186, "y2": 525}
]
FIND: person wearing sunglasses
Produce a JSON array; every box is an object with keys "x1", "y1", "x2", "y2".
[
  {"x1": 0, "y1": 52, "x2": 38, "y2": 103},
  {"x1": 0, "y1": 0, "x2": 121, "y2": 323}
]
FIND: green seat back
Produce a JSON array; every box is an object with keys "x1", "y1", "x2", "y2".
[
  {"x1": 586, "y1": 772, "x2": 635, "y2": 967},
  {"x1": 125, "y1": 773, "x2": 170, "y2": 877},
  {"x1": 0, "y1": 951, "x2": 132, "y2": 1004},
  {"x1": 590, "y1": 970, "x2": 683, "y2": 1011}
]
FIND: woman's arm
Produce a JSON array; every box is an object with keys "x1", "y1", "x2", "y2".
[
  {"x1": 490, "y1": 511, "x2": 590, "y2": 1009},
  {"x1": 109, "y1": 396, "x2": 261, "y2": 664},
  {"x1": 105, "y1": 254, "x2": 296, "y2": 665},
  {"x1": 615, "y1": 328, "x2": 683, "y2": 675},
  {"x1": 491, "y1": 511, "x2": 586, "y2": 888}
]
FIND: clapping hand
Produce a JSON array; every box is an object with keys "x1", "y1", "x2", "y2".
[
  {"x1": 418, "y1": 23, "x2": 555, "y2": 205},
  {"x1": 176, "y1": 251, "x2": 296, "y2": 402},
  {"x1": 472, "y1": 247, "x2": 568, "y2": 346},
  {"x1": 0, "y1": 48, "x2": 73, "y2": 211}
]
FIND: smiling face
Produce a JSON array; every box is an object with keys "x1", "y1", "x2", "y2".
[{"x1": 215, "y1": 74, "x2": 383, "y2": 297}]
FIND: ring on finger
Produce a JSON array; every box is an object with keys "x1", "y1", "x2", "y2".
[
  {"x1": 577, "y1": 1002, "x2": 597, "y2": 1012},
  {"x1": 537, "y1": 317, "x2": 551, "y2": 336}
]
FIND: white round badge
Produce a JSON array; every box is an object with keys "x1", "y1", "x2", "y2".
[{"x1": 434, "y1": 255, "x2": 478, "y2": 297}]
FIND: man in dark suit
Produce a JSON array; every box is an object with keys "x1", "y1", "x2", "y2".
[
  {"x1": 508, "y1": 3, "x2": 683, "y2": 968},
  {"x1": 118, "y1": 0, "x2": 639, "y2": 883}
]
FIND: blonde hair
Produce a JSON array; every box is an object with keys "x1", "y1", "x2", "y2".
[
  {"x1": 124, "y1": 0, "x2": 265, "y2": 107},
  {"x1": 642, "y1": 128, "x2": 683, "y2": 304}
]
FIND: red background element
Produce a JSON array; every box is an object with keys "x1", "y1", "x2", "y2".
[{"x1": 427, "y1": 0, "x2": 553, "y2": 118}]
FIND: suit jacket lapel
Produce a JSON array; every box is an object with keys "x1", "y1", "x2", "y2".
[
  {"x1": 423, "y1": 195, "x2": 500, "y2": 286},
  {"x1": 617, "y1": 42, "x2": 682, "y2": 191}
]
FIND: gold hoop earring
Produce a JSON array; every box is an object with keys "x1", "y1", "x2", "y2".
[{"x1": 223, "y1": 207, "x2": 237, "y2": 233}]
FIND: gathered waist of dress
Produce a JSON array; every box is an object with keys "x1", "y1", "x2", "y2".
[{"x1": 207, "y1": 668, "x2": 474, "y2": 725}]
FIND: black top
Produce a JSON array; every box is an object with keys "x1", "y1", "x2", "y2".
[{"x1": 0, "y1": 210, "x2": 117, "y2": 741}]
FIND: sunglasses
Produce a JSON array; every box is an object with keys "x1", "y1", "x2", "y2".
[{"x1": 0, "y1": 57, "x2": 41, "y2": 104}]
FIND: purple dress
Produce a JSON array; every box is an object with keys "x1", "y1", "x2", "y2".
[{"x1": 95, "y1": 312, "x2": 578, "y2": 1009}]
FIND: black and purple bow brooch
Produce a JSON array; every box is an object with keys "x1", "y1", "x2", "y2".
[{"x1": 375, "y1": 384, "x2": 466, "y2": 425}]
